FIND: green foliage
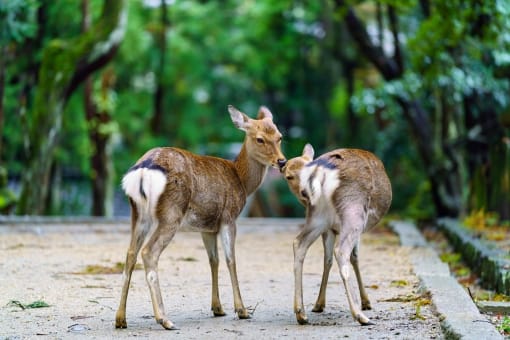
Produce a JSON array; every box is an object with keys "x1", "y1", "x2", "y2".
[
  {"x1": 2, "y1": 0, "x2": 509, "y2": 217},
  {"x1": 0, "y1": 0, "x2": 38, "y2": 44},
  {"x1": 498, "y1": 315, "x2": 510, "y2": 334}
]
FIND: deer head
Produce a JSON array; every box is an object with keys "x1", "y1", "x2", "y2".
[
  {"x1": 281, "y1": 143, "x2": 314, "y2": 205},
  {"x1": 228, "y1": 105, "x2": 286, "y2": 169}
]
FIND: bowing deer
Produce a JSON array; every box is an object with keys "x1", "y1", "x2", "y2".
[
  {"x1": 115, "y1": 105, "x2": 286, "y2": 330},
  {"x1": 282, "y1": 144, "x2": 391, "y2": 326}
]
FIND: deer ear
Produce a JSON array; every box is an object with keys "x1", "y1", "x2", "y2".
[
  {"x1": 257, "y1": 106, "x2": 273, "y2": 120},
  {"x1": 228, "y1": 105, "x2": 251, "y2": 131},
  {"x1": 302, "y1": 143, "x2": 314, "y2": 161}
]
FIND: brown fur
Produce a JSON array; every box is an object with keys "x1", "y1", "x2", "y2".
[
  {"x1": 115, "y1": 106, "x2": 285, "y2": 330},
  {"x1": 282, "y1": 144, "x2": 392, "y2": 326}
]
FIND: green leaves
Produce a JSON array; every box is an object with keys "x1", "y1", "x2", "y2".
[{"x1": 0, "y1": 0, "x2": 39, "y2": 44}]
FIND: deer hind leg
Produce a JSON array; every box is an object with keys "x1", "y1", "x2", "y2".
[
  {"x1": 293, "y1": 224, "x2": 324, "y2": 325},
  {"x1": 312, "y1": 230, "x2": 335, "y2": 313},
  {"x1": 141, "y1": 216, "x2": 179, "y2": 330},
  {"x1": 201, "y1": 232, "x2": 226, "y2": 317},
  {"x1": 334, "y1": 212, "x2": 372, "y2": 325},
  {"x1": 219, "y1": 223, "x2": 249, "y2": 319},
  {"x1": 351, "y1": 242, "x2": 371, "y2": 310},
  {"x1": 116, "y1": 201, "x2": 149, "y2": 329}
]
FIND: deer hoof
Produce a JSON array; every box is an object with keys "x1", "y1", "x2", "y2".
[
  {"x1": 356, "y1": 313, "x2": 374, "y2": 326},
  {"x1": 361, "y1": 300, "x2": 372, "y2": 311},
  {"x1": 158, "y1": 319, "x2": 178, "y2": 330},
  {"x1": 236, "y1": 308, "x2": 251, "y2": 319},
  {"x1": 212, "y1": 306, "x2": 226, "y2": 317},
  {"x1": 312, "y1": 304, "x2": 324, "y2": 313},
  {"x1": 115, "y1": 320, "x2": 127, "y2": 329},
  {"x1": 115, "y1": 313, "x2": 127, "y2": 328},
  {"x1": 296, "y1": 311, "x2": 309, "y2": 325}
]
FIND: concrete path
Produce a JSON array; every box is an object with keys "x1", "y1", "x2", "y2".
[
  {"x1": 390, "y1": 221, "x2": 502, "y2": 340},
  {"x1": 0, "y1": 218, "x2": 501, "y2": 339}
]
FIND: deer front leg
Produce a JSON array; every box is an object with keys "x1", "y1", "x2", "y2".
[
  {"x1": 293, "y1": 225, "x2": 323, "y2": 325},
  {"x1": 141, "y1": 223, "x2": 178, "y2": 330},
  {"x1": 351, "y1": 242, "x2": 371, "y2": 310},
  {"x1": 201, "y1": 232, "x2": 226, "y2": 316},
  {"x1": 335, "y1": 214, "x2": 372, "y2": 326},
  {"x1": 220, "y1": 223, "x2": 249, "y2": 319},
  {"x1": 312, "y1": 230, "x2": 335, "y2": 313}
]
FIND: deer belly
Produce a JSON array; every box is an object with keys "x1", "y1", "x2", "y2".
[{"x1": 180, "y1": 204, "x2": 223, "y2": 232}]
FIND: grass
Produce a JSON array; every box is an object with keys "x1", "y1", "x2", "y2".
[
  {"x1": 8, "y1": 300, "x2": 50, "y2": 310},
  {"x1": 71, "y1": 262, "x2": 142, "y2": 275},
  {"x1": 390, "y1": 279, "x2": 408, "y2": 287},
  {"x1": 420, "y1": 220, "x2": 510, "y2": 335},
  {"x1": 463, "y1": 210, "x2": 510, "y2": 244},
  {"x1": 380, "y1": 290, "x2": 432, "y2": 321},
  {"x1": 497, "y1": 315, "x2": 510, "y2": 335}
]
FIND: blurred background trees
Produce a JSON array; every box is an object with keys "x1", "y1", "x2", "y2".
[{"x1": 1, "y1": 0, "x2": 509, "y2": 220}]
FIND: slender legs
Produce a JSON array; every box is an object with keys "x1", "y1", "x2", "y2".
[
  {"x1": 293, "y1": 225, "x2": 324, "y2": 324},
  {"x1": 201, "y1": 232, "x2": 226, "y2": 316},
  {"x1": 351, "y1": 242, "x2": 371, "y2": 310},
  {"x1": 141, "y1": 221, "x2": 178, "y2": 330},
  {"x1": 334, "y1": 213, "x2": 372, "y2": 325},
  {"x1": 116, "y1": 218, "x2": 249, "y2": 331},
  {"x1": 312, "y1": 230, "x2": 335, "y2": 313},
  {"x1": 294, "y1": 212, "x2": 372, "y2": 325},
  {"x1": 116, "y1": 204, "x2": 147, "y2": 329},
  {"x1": 220, "y1": 224, "x2": 250, "y2": 319}
]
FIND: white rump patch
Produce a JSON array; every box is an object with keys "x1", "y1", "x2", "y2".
[
  {"x1": 122, "y1": 169, "x2": 143, "y2": 203},
  {"x1": 122, "y1": 168, "x2": 167, "y2": 210},
  {"x1": 299, "y1": 165, "x2": 340, "y2": 207},
  {"x1": 321, "y1": 168, "x2": 340, "y2": 200}
]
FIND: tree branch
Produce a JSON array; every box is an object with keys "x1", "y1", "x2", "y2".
[
  {"x1": 334, "y1": 0, "x2": 400, "y2": 80},
  {"x1": 65, "y1": 1, "x2": 127, "y2": 101},
  {"x1": 17, "y1": 0, "x2": 127, "y2": 214},
  {"x1": 387, "y1": 5, "x2": 403, "y2": 77}
]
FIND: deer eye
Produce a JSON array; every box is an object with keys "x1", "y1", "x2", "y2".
[
  {"x1": 286, "y1": 176, "x2": 294, "y2": 180},
  {"x1": 256, "y1": 137, "x2": 264, "y2": 144}
]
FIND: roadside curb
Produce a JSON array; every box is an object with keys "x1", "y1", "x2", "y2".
[
  {"x1": 390, "y1": 220, "x2": 503, "y2": 340},
  {"x1": 437, "y1": 218, "x2": 510, "y2": 296}
]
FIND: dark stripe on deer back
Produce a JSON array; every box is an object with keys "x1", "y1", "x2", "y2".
[
  {"x1": 307, "y1": 158, "x2": 337, "y2": 170},
  {"x1": 129, "y1": 158, "x2": 168, "y2": 174}
]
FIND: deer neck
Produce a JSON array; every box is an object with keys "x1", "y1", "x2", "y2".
[{"x1": 234, "y1": 143, "x2": 268, "y2": 196}]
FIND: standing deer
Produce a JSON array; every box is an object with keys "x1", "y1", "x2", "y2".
[
  {"x1": 115, "y1": 105, "x2": 286, "y2": 330},
  {"x1": 282, "y1": 143, "x2": 392, "y2": 326}
]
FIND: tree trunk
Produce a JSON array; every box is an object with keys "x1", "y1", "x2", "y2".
[
  {"x1": 0, "y1": 45, "x2": 5, "y2": 163},
  {"x1": 334, "y1": 0, "x2": 461, "y2": 216},
  {"x1": 84, "y1": 70, "x2": 115, "y2": 216},
  {"x1": 82, "y1": 0, "x2": 114, "y2": 217},
  {"x1": 150, "y1": 0, "x2": 170, "y2": 134},
  {"x1": 464, "y1": 92, "x2": 509, "y2": 219},
  {"x1": 16, "y1": 0, "x2": 126, "y2": 215}
]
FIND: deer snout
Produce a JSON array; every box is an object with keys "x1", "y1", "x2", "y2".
[{"x1": 277, "y1": 158, "x2": 287, "y2": 169}]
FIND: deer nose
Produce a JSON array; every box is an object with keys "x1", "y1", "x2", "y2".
[{"x1": 277, "y1": 158, "x2": 287, "y2": 169}]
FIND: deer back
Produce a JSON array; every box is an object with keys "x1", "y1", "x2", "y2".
[
  {"x1": 128, "y1": 147, "x2": 247, "y2": 229},
  {"x1": 324, "y1": 149, "x2": 391, "y2": 218},
  {"x1": 283, "y1": 146, "x2": 392, "y2": 230}
]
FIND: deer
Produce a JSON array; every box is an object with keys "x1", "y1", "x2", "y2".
[
  {"x1": 281, "y1": 143, "x2": 392, "y2": 326},
  {"x1": 115, "y1": 105, "x2": 286, "y2": 330}
]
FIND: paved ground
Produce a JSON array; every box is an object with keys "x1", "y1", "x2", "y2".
[{"x1": 0, "y1": 218, "x2": 501, "y2": 339}]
